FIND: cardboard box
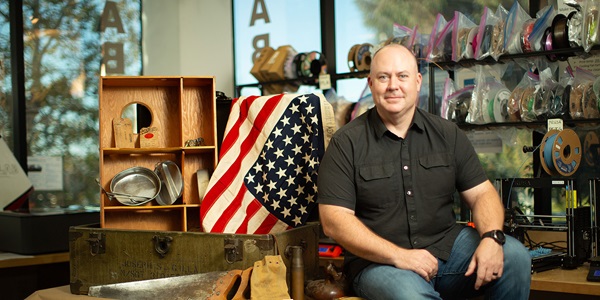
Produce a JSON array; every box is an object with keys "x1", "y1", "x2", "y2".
[
  {"x1": 260, "y1": 45, "x2": 295, "y2": 82},
  {"x1": 250, "y1": 46, "x2": 274, "y2": 83}
]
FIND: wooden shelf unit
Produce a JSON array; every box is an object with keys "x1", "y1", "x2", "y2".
[{"x1": 98, "y1": 76, "x2": 218, "y2": 232}]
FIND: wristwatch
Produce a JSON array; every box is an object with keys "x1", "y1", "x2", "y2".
[{"x1": 482, "y1": 230, "x2": 506, "y2": 245}]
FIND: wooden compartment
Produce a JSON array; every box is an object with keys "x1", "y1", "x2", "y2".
[{"x1": 98, "y1": 76, "x2": 218, "y2": 231}]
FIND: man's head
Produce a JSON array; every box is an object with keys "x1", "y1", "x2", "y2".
[{"x1": 368, "y1": 43, "x2": 422, "y2": 118}]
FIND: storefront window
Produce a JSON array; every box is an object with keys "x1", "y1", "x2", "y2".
[
  {"x1": 0, "y1": 12, "x2": 11, "y2": 148},
  {"x1": 0, "y1": 0, "x2": 142, "y2": 212},
  {"x1": 233, "y1": 0, "x2": 321, "y2": 96}
]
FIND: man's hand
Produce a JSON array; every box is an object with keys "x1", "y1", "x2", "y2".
[
  {"x1": 393, "y1": 249, "x2": 439, "y2": 282},
  {"x1": 465, "y1": 238, "x2": 504, "y2": 289}
]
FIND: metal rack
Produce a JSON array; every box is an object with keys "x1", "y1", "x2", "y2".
[{"x1": 497, "y1": 177, "x2": 598, "y2": 268}]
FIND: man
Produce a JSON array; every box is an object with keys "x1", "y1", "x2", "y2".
[{"x1": 317, "y1": 44, "x2": 531, "y2": 299}]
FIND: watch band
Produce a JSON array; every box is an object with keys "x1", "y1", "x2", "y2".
[{"x1": 482, "y1": 230, "x2": 506, "y2": 245}]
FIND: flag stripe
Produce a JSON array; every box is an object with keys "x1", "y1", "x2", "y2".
[
  {"x1": 219, "y1": 96, "x2": 259, "y2": 159},
  {"x1": 201, "y1": 93, "x2": 335, "y2": 234},
  {"x1": 201, "y1": 95, "x2": 284, "y2": 230}
]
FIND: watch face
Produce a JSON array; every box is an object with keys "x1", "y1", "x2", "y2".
[{"x1": 495, "y1": 231, "x2": 506, "y2": 244}]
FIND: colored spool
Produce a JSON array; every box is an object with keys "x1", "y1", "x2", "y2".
[
  {"x1": 582, "y1": 83, "x2": 600, "y2": 118},
  {"x1": 508, "y1": 87, "x2": 523, "y2": 121},
  {"x1": 494, "y1": 89, "x2": 511, "y2": 122},
  {"x1": 551, "y1": 14, "x2": 569, "y2": 50},
  {"x1": 297, "y1": 51, "x2": 327, "y2": 84},
  {"x1": 540, "y1": 129, "x2": 582, "y2": 177},
  {"x1": 520, "y1": 86, "x2": 536, "y2": 121},
  {"x1": 491, "y1": 21, "x2": 505, "y2": 55},
  {"x1": 480, "y1": 24, "x2": 494, "y2": 55},
  {"x1": 482, "y1": 97, "x2": 495, "y2": 123},
  {"x1": 294, "y1": 52, "x2": 308, "y2": 80},
  {"x1": 347, "y1": 44, "x2": 360, "y2": 72},
  {"x1": 467, "y1": 27, "x2": 478, "y2": 58},
  {"x1": 569, "y1": 84, "x2": 584, "y2": 119},
  {"x1": 543, "y1": 27, "x2": 557, "y2": 62},
  {"x1": 454, "y1": 93, "x2": 472, "y2": 124},
  {"x1": 355, "y1": 43, "x2": 373, "y2": 72},
  {"x1": 521, "y1": 19, "x2": 535, "y2": 52},
  {"x1": 584, "y1": 131, "x2": 599, "y2": 166}
]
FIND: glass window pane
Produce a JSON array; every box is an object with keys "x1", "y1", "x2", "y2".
[
  {"x1": 21, "y1": 0, "x2": 141, "y2": 212},
  {"x1": 233, "y1": 0, "x2": 321, "y2": 96},
  {"x1": 0, "y1": 1, "x2": 12, "y2": 149}
]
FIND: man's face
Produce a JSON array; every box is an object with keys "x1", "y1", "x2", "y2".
[{"x1": 368, "y1": 45, "x2": 422, "y2": 117}]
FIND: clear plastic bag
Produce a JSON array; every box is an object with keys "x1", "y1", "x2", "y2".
[
  {"x1": 441, "y1": 77, "x2": 457, "y2": 119},
  {"x1": 583, "y1": 0, "x2": 600, "y2": 52},
  {"x1": 569, "y1": 67, "x2": 596, "y2": 119},
  {"x1": 528, "y1": 6, "x2": 556, "y2": 52},
  {"x1": 426, "y1": 14, "x2": 447, "y2": 62},
  {"x1": 446, "y1": 85, "x2": 474, "y2": 124},
  {"x1": 475, "y1": 6, "x2": 496, "y2": 61},
  {"x1": 548, "y1": 66, "x2": 574, "y2": 118},
  {"x1": 504, "y1": 1, "x2": 532, "y2": 54},
  {"x1": 468, "y1": 65, "x2": 511, "y2": 124},
  {"x1": 452, "y1": 11, "x2": 478, "y2": 62},
  {"x1": 490, "y1": 4, "x2": 509, "y2": 61}
]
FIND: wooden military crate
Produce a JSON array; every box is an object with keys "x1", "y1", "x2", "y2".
[{"x1": 69, "y1": 222, "x2": 319, "y2": 295}]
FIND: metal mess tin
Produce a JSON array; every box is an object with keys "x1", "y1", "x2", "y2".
[
  {"x1": 154, "y1": 160, "x2": 183, "y2": 206},
  {"x1": 110, "y1": 166, "x2": 161, "y2": 206}
]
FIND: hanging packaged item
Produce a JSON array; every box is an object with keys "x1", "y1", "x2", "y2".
[
  {"x1": 468, "y1": 65, "x2": 511, "y2": 124},
  {"x1": 426, "y1": 13, "x2": 448, "y2": 62},
  {"x1": 452, "y1": 11, "x2": 478, "y2": 62},
  {"x1": 504, "y1": 0, "x2": 532, "y2": 54},
  {"x1": 490, "y1": 4, "x2": 509, "y2": 61},
  {"x1": 569, "y1": 67, "x2": 596, "y2": 119},
  {"x1": 583, "y1": 0, "x2": 600, "y2": 52}
]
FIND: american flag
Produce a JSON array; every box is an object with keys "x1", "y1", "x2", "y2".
[{"x1": 201, "y1": 93, "x2": 336, "y2": 234}]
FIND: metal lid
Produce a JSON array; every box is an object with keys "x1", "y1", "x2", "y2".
[
  {"x1": 110, "y1": 166, "x2": 161, "y2": 206},
  {"x1": 154, "y1": 160, "x2": 183, "y2": 206}
]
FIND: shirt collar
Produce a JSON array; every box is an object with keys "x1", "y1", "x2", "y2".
[{"x1": 369, "y1": 107, "x2": 425, "y2": 138}]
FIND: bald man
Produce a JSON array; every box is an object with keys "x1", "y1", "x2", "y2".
[{"x1": 317, "y1": 44, "x2": 531, "y2": 299}]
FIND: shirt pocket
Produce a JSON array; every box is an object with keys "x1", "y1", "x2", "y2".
[
  {"x1": 417, "y1": 153, "x2": 455, "y2": 199},
  {"x1": 357, "y1": 164, "x2": 398, "y2": 208}
]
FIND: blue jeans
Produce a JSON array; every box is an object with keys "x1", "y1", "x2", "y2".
[{"x1": 353, "y1": 227, "x2": 531, "y2": 300}]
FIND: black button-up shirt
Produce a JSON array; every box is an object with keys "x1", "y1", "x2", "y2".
[{"x1": 317, "y1": 107, "x2": 488, "y2": 281}]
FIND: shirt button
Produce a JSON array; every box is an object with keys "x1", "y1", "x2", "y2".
[
  {"x1": 403, "y1": 165, "x2": 409, "y2": 170},
  {"x1": 410, "y1": 215, "x2": 416, "y2": 221},
  {"x1": 406, "y1": 190, "x2": 412, "y2": 196},
  {"x1": 413, "y1": 240, "x2": 418, "y2": 245}
]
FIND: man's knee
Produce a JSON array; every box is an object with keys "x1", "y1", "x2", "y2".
[
  {"x1": 503, "y1": 236, "x2": 532, "y2": 280},
  {"x1": 354, "y1": 265, "x2": 439, "y2": 299}
]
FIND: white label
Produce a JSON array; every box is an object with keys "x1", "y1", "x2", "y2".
[
  {"x1": 547, "y1": 118, "x2": 563, "y2": 131},
  {"x1": 318, "y1": 74, "x2": 331, "y2": 90}
]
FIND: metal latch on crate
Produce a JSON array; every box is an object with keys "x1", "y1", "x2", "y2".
[
  {"x1": 86, "y1": 232, "x2": 106, "y2": 256},
  {"x1": 153, "y1": 235, "x2": 173, "y2": 258},
  {"x1": 224, "y1": 238, "x2": 243, "y2": 264}
]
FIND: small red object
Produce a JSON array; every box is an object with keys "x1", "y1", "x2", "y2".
[
  {"x1": 144, "y1": 133, "x2": 154, "y2": 139},
  {"x1": 319, "y1": 244, "x2": 343, "y2": 257}
]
